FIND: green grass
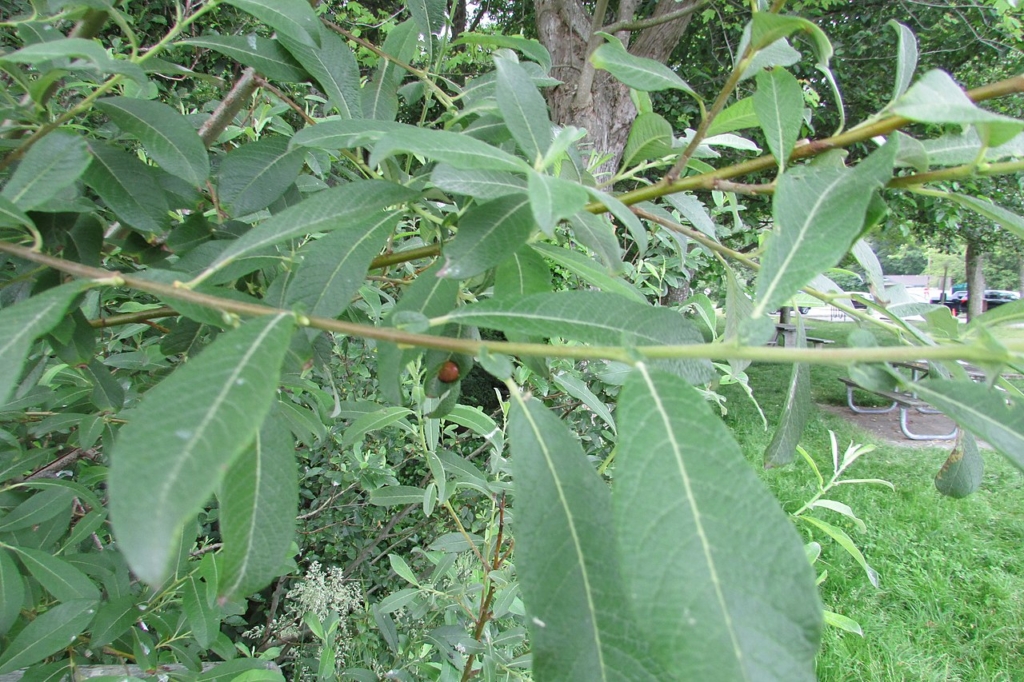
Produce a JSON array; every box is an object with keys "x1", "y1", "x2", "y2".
[{"x1": 718, "y1": 321, "x2": 1024, "y2": 682}]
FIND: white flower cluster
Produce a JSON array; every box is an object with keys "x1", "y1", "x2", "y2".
[{"x1": 287, "y1": 561, "x2": 362, "y2": 624}]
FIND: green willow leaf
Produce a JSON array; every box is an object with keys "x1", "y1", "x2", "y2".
[
  {"x1": 754, "y1": 67, "x2": 804, "y2": 171},
  {"x1": 201, "y1": 180, "x2": 417, "y2": 278},
  {"x1": 178, "y1": 36, "x2": 308, "y2": 82},
  {"x1": 934, "y1": 431, "x2": 983, "y2": 498},
  {"x1": 217, "y1": 136, "x2": 306, "y2": 218},
  {"x1": 219, "y1": 413, "x2": 297, "y2": 600},
  {"x1": 443, "y1": 291, "x2": 713, "y2": 384},
  {"x1": 616, "y1": 366, "x2": 822, "y2": 680},
  {"x1": 0, "y1": 487, "x2": 74, "y2": 534},
  {"x1": 0, "y1": 196, "x2": 33, "y2": 230},
  {"x1": 569, "y1": 212, "x2": 624, "y2": 271},
  {"x1": 95, "y1": 97, "x2": 209, "y2": 186},
  {"x1": 0, "y1": 131, "x2": 90, "y2": 211},
  {"x1": 495, "y1": 246, "x2": 552, "y2": 301},
  {"x1": 528, "y1": 172, "x2": 589, "y2": 236},
  {"x1": 89, "y1": 595, "x2": 139, "y2": 649},
  {"x1": 764, "y1": 323, "x2": 812, "y2": 468},
  {"x1": 13, "y1": 547, "x2": 100, "y2": 603},
  {"x1": 531, "y1": 242, "x2": 645, "y2": 303},
  {"x1": 754, "y1": 141, "x2": 895, "y2": 317},
  {"x1": 83, "y1": 143, "x2": 170, "y2": 235},
  {"x1": 893, "y1": 70, "x2": 1024, "y2": 146},
  {"x1": 183, "y1": 574, "x2": 219, "y2": 648},
  {"x1": 0, "y1": 548, "x2": 26, "y2": 636},
  {"x1": 0, "y1": 37, "x2": 147, "y2": 83},
  {"x1": 0, "y1": 599, "x2": 97, "y2": 675},
  {"x1": 289, "y1": 119, "x2": 403, "y2": 152},
  {"x1": 110, "y1": 313, "x2": 295, "y2": 584},
  {"x1": 0, "y1": 282, "x2": 87, "y2": 407},
  {"x1": 439, "y1": 194, "x2": 534, "y2": 280},
  {"x1": 621, "y1": 112, "x2": 673, "y2": 169},
  {"x1": 369, "y1": 486, "x2": 424, "y2": 506},
  {"x1": 224, "y1": 0, "x2": 320, "y2": 48},
  {"x1": 362, "y1": 20, "x2": 419, "y2": 121},
  {"x1": 706, "y1": 97, "x2": 758, "y2": 137},
  {"x1": 590, "y1": 33, "x2": 696, "y2": 96},
  {"x1": 887, "y1": 20, "x2": 918, "y2": 104},
  {"x1": 430, "y1": 164, "x2": 526, "y2": 200},
  {"x1": 940, "y1": 192, "x2": 1024, "y2": 241},
  {"x1": 284, "y1": 212, "x2": 400, "y2": 319},
  {"x1": 453, "y1": 33, "x2": 551, "y2": 72},
  {"x1": 369, "y1": 126, "x2": 531, "y2": 173},
  {"x1": 509, "y1": 393, "x2": 664, "y2": 681},
  {"x1": 279, "y1": 25, "x2": 361, "y2": 119},
  {"x1": 911, "y1": 380, "x2": 1024, "y2": 471},
  {"x1": 340, "y1": 407, "x2": 413, "y2": 449},
  {"x1": 495, "y1": 56, "x2": 552, "y2": 163}
]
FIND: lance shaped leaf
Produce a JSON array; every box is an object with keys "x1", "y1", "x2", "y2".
[
  {"x1": 622, "y1": 112, "x2": 673, "y2": 169},
  {"x1": 84, "y1": 143, "x2": 170, "y2": 235},
  {"x1": 754, "y1": 140, "x2": 895, "y2": 317},
  {"x1": 219, "y1": 413, "x2": 297, "y2": 600},
  {"x1": 887, "y1": 20, "x2": 918, "y2": 104},
  {"x1": 569, "y1": 211, "x2": 624, "y2": 270},
  {"x1": 0, "y1": 131, "x2": 90, "y2": 211},
  {"x1": 110, "y1": 314, "x2": 295, "y2": 584},
  {"x1": 439, "y1": 193, "x2": 534, "y2": 280},
  {"x1": 509, "y1": 394, "x2": 665, "y2": 681},
  {"x1": 178, "y1": 36, "x2": 308, "y2": 82},
  {"x1": 95, "y1": 97, "x2": 209, "y2": 186},
  {"x1": 764, "y1": 322, "x2": 812, "y2": 468},
  {"x1": 911, "y1": 380, "x2": 1024, "y2": 472},
  {"x1": 443, "y1": 291, "x2": 713, "y2": 384},
  {"x1": 454, "y1": 33, "x2": 551, "y2": 71},
  {"x1": 495, "y1": 56, "x2": 552, "y2": 163},
  {"x1": 616, "y1": 366, "x2": 822, "y2": 680},
  {"x1": 290, "y1": 119, "x2": 404, "y2": 152},
  {"x1": 533, "y1": 242, "x2": 645, "y2": 301},
  {"x1": 362, "y1": 20, "x2": 419, "y2": 121},
  {"x1": 590, "y1": 33, "x2": 696, "y2": 97},
  {"x1": 12, "y1": 547, "x2": 100, "y2": 603},
  {"x1": 528, "y1": 171, "x2": 589, "y2": 236},
  {"x1": 495, "y1": 246, "x2": 552, "y2": 301},
  {"x1": 0, "y1": 549, "x2": 25, "y2": 635},
  {"x1": 224, "y1": 0, "x2": 320, "y2": 48},
  {"x1": 279, "y1": 26, "x2": 361, "y2": 119},
  {"x1": 217, "y1": 136, "x2": 306, "y2": 218},
  {"x1": 0, "y1": 196, "x2": 33, "y2": 231},
  {"x1": 707, "y1": 97, "x2": 758, "y2": 136},
  {"x1": 893, "y1": 70, "x2": 1024, "y2": 146},
  {"x1": 0, "y1": 37, "x2": 147, "y2": 83},
  {"x1": 935, "y1": 431, "x2": 983, "y2": 498},
  {"x1": 431, "y1": 164, "x2": 526, "y2": 200},
  {"x1": 754, "y1": 67, "x2": 804, "y2": 171},
  {"x1": 940, "y1": 192, "x2": 1024, "y2": 241},
  {"x1": 202, "y1": 180, "x2": 416, "y2": 277},
  {"x1": 723, "y1": 265, "x2": 754, "y2": 376},
  {"x1": 0, "y1": 282, "x2": 87, "y2": 408},
  {"x1": 369, "y1": 126, "x2": 530, "y2": 173},
  {"x1": 285, "y1": 212, "x2": 401, "y2": 319},
  {"x1": 0, "y1": 599, "x2": 97, "y2": 675}
]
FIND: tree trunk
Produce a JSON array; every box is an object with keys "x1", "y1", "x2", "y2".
[
  {"x1": 965, "y1": 240, "x2": 986, "y2": 321},
  {"x1": 534, "y1": 0, "x2": 701, "y2": 172}
]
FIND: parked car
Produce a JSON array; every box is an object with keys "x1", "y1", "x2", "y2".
[
  {"x1": 963, "y1": 290, "x2": 1020, "y2": 310},
  {"x1": 930, "y1": 290, "x2": 968, "y2": 314}
]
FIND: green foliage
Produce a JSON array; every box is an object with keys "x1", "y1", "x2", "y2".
[{"x1": 1, "y1": 2, "x2": 1023, "y2": 681}]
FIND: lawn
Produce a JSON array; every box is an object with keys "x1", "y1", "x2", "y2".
[{"x1": 718, "y1": 321, "x2": 1024, "y2": 682}]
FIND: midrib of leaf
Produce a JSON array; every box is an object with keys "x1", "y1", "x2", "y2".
[
  {"x1": 765, "y1": 78, "x2": 788, "y2": 169},
  {"x1": 516, "y1": 394, "x2": 608, "y2": 681},
  {"x1": 307, "y1": 213, "x2": 396, "y2": 313},
  {"x1": 6, "y1": 154, "x2": 65, "y2": 206},
  {"x1": 155, "y1": 314, "x2": 289, "y2": 519},
  {"x1": 366, "y1": 62, "x2": 393, "y2": 117},
  {"x1": 754, "y1": 170, "x2": 849, "y2": 317},
  {"x1": 226, "y1": 147, "x2": 298, "y2": 203},
  {"x1": 221, "y1": 432, "x2": 264, "y2": 597},
  {"x1": 0, "y1": 296, "x2": 68, "y2": 356},
  {"x1": 90, "y1": 151, "x2": 150, "y2": 211},
  {"x1": 106, "y1": 103, "x2": 196, "y2": 180},
  {"x1": 636, "y1": 365, "x2": 747, "y2": 676},
  {"x1": 505, "y1": 82, "x2": 542, "y2": 161},
  {"x1": 467, "y1": 195, "x2": 529, "y2": 242}
]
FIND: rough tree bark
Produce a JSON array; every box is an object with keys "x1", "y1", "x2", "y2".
[
  {"x1": 534, "y1": 0, "x2": 702, "y2": 172},
  {"x1": 965, "y1": 240, "x2": 986, "y2": 321}
]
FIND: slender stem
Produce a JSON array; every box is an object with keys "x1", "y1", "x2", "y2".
[
  {"x1": 89, "y1": 307, "x2": 178, "y2": 329},
  {"x1": 571, "y1": 0, "x2": 611, "y2": 110},
  {"x1": 600, "y1": 0, "x2": 710, "y2": 34}
]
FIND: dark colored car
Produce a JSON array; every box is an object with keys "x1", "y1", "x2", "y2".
[
  {"x1": 931, "y1": 290, "x2": 968, "y2": 314},
  {"x1": 963, "y1": 290, "x2": 1020, "y2": 311}
]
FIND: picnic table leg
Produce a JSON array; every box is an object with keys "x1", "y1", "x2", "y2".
[
  {"x1": 845, "y1": 384, "x2": 897, "y2": 414},
  {"x1": 898, "y1": 407, "x2": 959, "y2": 440}
]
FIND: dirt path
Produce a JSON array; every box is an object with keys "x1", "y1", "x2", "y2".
[{"x1": 817, "y1": 402, "x2": 976, "y2": 449}]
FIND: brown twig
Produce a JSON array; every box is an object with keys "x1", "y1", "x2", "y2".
[{"x1": 198, "y1": 68, "x2": 259, "y2": 148}]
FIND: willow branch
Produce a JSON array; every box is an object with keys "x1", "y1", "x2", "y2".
[
  {"x1": 3, "y1": 240, "x2": 1016, "y2": 366},
  {"x1": 198, "y1": 68, "x2": 259, "y2": 147},
  {"x1": 600, "y1": 0, "x2": 709, "y2": 35},
  {"x1": 89, "y1": 307, "x2": 178, "y2": 329}
]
